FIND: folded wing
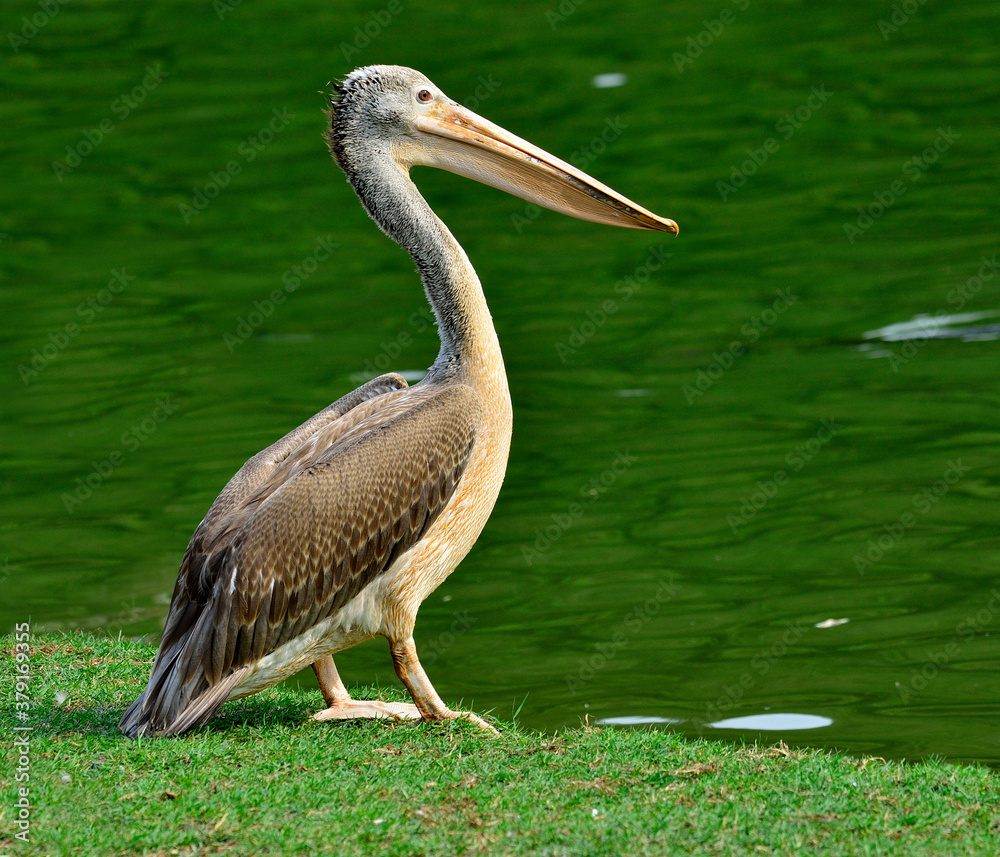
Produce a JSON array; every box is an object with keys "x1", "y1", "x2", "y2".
[{"x1": 120, "y1": 376, "x2": 481, "y2": 736}]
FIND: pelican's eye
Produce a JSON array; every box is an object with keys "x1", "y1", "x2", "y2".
[{"x1": 416, "y1": 88, "x2": 433, "y2": 103}]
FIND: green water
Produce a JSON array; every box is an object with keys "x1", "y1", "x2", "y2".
[{"x1": 3, "y1": 0, "x2": 999, "y2": 763}]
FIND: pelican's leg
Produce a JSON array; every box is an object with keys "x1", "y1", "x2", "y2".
[
  {"x1": 389, "y1": 637, "x2": 498, "y2": 734},
  {"x1": 311, "y1": 654, "x2": 421, "y2": 722}
]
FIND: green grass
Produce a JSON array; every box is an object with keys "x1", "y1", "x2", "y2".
[{"x1": 3, "y1": 634, "x2": 998, "y2": 856}]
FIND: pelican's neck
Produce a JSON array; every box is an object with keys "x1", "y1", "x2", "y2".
[{"x1": 349, "y1": 157, "x2": 502, "y2": 384}]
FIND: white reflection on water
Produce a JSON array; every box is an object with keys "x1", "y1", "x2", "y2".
[
  {"x1": 591, "y1": 73, "x2": 628, "y2": 89},
  {"x1": 863, "y1": 310, "x2": 1000, "y2": 343},
  {"x1": 709, "y1": 712, "x2": 833, "y2": 730},
  {"x1": 595, "y1": 716, "x2": 681, "y2": 726}
]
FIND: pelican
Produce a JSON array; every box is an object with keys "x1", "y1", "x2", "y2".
[{"x1": 120, "y1": 65, "x2": 677, "y2": 737}]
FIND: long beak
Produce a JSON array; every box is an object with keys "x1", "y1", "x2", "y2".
[{"x1": 412, "y1": 103, "x2": 678, "y2": 234}]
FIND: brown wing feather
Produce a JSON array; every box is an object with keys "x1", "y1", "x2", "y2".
[
  {"x1": 187, "y1": 375, "x2": 410, "y2": 578},
  {"x1": 146, "y1": 374, "x2": 410, "y2": 664},
  {"x1": 120, "y1": 376, "x2": 410, "y2": 737},
  {"x1": 120, "y1": 380, "x2": 481, "y2": 736}
]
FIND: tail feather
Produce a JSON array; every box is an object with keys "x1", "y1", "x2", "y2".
[
  {"x1": 158, "y1": 669, "x2": 246, "y2": 737},
  {"x1": 119, "y1": 606, "x2": 244, "y2": 738},
  {"x1": 118, "y1": 688, "x2": 152, "y2": 738},
  {"x1": 119, "y1": 660, "x2": 246, "y2": 738}
]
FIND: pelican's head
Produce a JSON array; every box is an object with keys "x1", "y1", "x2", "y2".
[{"x1": 329, "y1": 65, "x2": 678, "y2": 234}]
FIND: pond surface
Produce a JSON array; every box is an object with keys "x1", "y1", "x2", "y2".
[{"x1": 3, "y1": 0, "x2": 999, "y2": 764}]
